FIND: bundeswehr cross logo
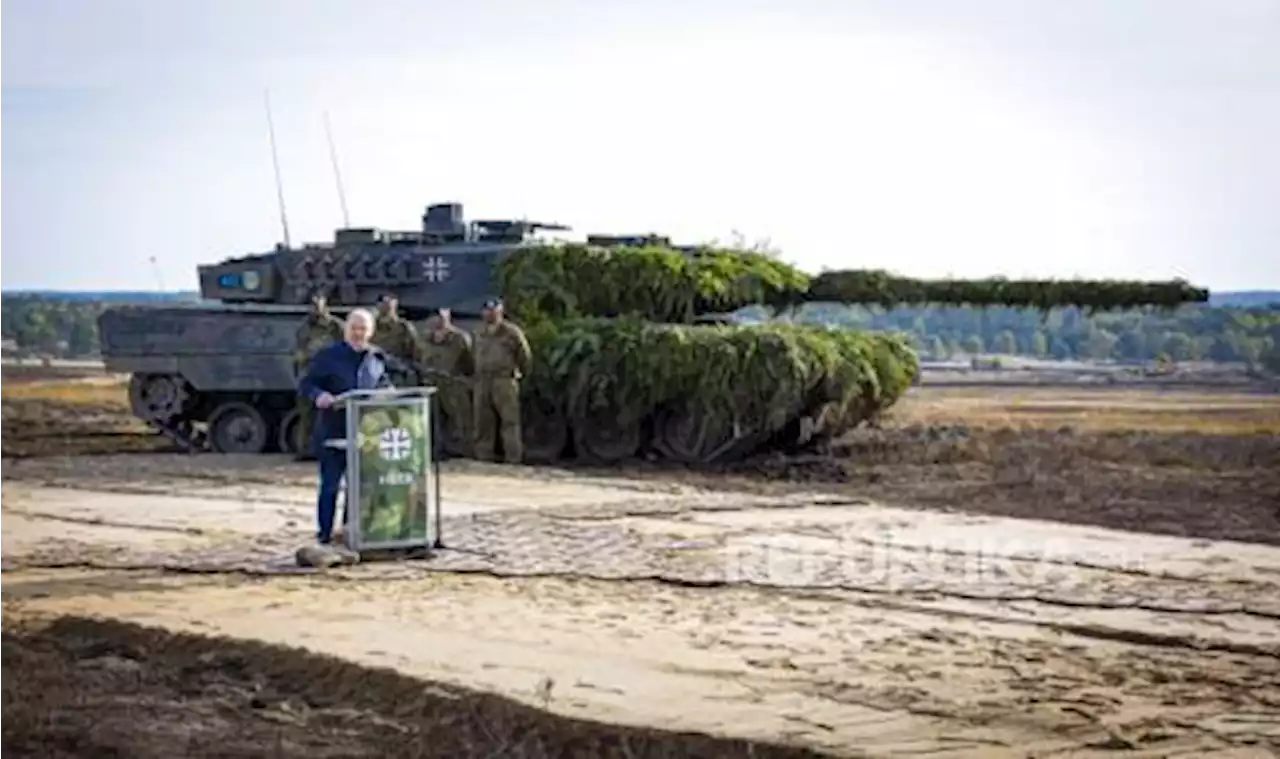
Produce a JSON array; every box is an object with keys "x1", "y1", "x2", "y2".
[
  {"x1": 378, "y1": 427, "x2": 412, "y2": 461},
  {"x1": 422, "y1": 256, "x2": 451, "y2": 283}
]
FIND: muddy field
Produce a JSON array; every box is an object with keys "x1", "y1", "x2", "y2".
[{"x1": 3, "y1": 372, "x2": 1280, "y2": 757}]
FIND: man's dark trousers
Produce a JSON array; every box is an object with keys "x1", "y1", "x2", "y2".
[{"x1": 317, "y1": 447, "x2": 349, "y2": 543}]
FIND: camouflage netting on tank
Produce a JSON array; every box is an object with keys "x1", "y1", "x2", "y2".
[
  {"x1": 495, "y1": 243, "x2": 1203, "y2": 463},
  {"x1": 497, "y1": 244, "x2": 808, "y2": 324},
  {"x1": 498, "y1": 244, "x2": 1209, "y2": 322},
  {"x1": 518, "y1": 318, "x2": 919, "y2": 464}
]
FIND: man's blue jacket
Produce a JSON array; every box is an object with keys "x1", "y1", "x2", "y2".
[{"x1": 297, "y1": 340, "x2": 396, "y2": 454}]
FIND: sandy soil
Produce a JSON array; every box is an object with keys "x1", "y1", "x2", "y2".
[
  {"x1": 3, "y1": 616, "x2": 824, "y2": 759},
  {"x1": 4, "y1": 377, "x2": 1280, "y2": 757}
]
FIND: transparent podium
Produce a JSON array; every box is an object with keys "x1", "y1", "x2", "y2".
[{"x1": 328, "y1": 387, "x2": 442, "y2": 554}]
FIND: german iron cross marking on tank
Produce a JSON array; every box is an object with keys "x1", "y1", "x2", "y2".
[{"x1": 421, "y1": 256, "x2": 451, "y2": 283}]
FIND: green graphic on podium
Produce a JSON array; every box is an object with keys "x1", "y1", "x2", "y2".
[{"x1": 342, "y1": 388, "x2": 439, "y2": 552}]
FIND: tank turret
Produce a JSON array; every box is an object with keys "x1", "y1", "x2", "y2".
[{"x1": 195, "y1": 201, "x2": 565, "y2": 316}]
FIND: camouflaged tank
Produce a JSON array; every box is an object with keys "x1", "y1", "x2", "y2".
[{"x1": 97, "y1": 201, "x2": 1209, "y2": 462}]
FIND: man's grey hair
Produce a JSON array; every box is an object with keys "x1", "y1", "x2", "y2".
[{"x1": 346, "y1": 308, "x2": 376, "y2": 331}]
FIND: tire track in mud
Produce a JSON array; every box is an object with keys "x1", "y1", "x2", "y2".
[
  {"x1": 6, "y1": 508, "x2": 211, "y2": 535},
  {"x1": 6, "y1": 483, "x2": 1276, "y2": 602},
  {"x1": 5, "y1": 558, "x2": 1277, "y2": 660},
  {"x1": 6, "y1": 569, "x2": 1274, "y2": 664},
  {"x1": 6, "y1": 494, "x2": 1278, "y2": 681}
]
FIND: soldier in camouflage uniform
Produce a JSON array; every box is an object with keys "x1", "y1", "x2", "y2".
[
  {"x1": 418, "y1": 308, "x2": 475, "y2": 458},
  {"x1": 374, "y1": 294, "x2": 421, "y2": 385},
  {"x1": 293, "y1": 294, "x2": 344, "y2": 461},
  {"x1": 472, "y1": 298, "x2": 532, "y2": 464}
]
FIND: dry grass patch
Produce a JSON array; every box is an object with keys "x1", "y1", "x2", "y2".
[
  {"x1": 1, "y1": 377, "x2": 158, "y2": 458},
  {"x1": 1, "y1": 375, "x2": 131, "y2": 407},
  {"x1": 892, "y1": 386, "x2": 1280, "y2": 436},
  {"x1": 595, "y1": 385, "x2": 1280, "y2": 545}
]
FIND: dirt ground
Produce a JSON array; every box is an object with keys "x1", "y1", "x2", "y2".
[{"x1": 3, "y1": 371, "x2": 1280, "y2": 757}]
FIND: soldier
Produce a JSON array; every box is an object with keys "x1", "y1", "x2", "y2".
[
  {"x1": 293, "y1": 294, "x2": 343, "y2": 461},
  {"x1": 472, "y1": 298, "x2": 532, "y2": 464},
  {"x1": 374, "y1": 294, "x2": 421, "y2": 385},
  {"x1": 418, "y1": 308, "x2": 475, "y2": 458}
]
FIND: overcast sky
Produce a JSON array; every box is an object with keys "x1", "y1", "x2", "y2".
[{"x1": 3, "y1": 0, "x2": 1277, "y2": 292}]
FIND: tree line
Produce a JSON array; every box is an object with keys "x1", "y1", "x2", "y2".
[
  {"x1": 2, "y1": 295, "x2": 109, "y2": 357},
  {"x1": 3, "y1": 292, "x2": 1279, "y2": 373},
  {"x1": 787, "y1": 302, "x2": 1280, "y2": 370}
]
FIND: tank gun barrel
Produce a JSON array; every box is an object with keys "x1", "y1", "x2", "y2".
[
  {"x1": 802, "y1": 269, "x2": 1209, "y2": 311},
  {"x1": 497, "y1": 244, "x2": 1211, "y2": 324}
]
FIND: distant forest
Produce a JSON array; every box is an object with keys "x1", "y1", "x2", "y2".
[
  {"x1": 3, "y1": 290, "x2": 1279, "y2": 373},
  {"x1": 786, "y1": 302, "x2": 1280, "y2": 370}
]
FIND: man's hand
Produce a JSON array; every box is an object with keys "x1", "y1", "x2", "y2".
[{"x1": 315, "y1": 392, "x2": 336, "y2": 409}]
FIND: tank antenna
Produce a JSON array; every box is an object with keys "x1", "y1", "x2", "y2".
[
  {"x1": 323, "y1": 110, "x2": 351, "y2": 227},
  {"x1": 263, "y1": 89, "x2": 292, "y2": 248}
]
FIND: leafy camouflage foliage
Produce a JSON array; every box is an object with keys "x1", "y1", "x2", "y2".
[
  {"x1": 498, "y1": 244, "x2": 1209, "y2": 322},
  {"x1": 518, "y1": 318, "x2": 919, "y2": 463},
  {"x1": 497, "y1": 244, "x2": 807, "y2": 325},
  {"x1": 496, "y1": 242, "x2": 1205, "y2": 463},
  {"x1": 805, "y1": 270, "x2": 1210, "y2": 311}
]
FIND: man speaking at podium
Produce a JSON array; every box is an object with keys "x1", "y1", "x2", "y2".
[{"x1": 297, "y1": 308, "x2": 395, "y2": 547}]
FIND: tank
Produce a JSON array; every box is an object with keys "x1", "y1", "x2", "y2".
[
  {"x1": 98, "y1": 201, "x2": 1210, "y2": 461},
  {"x1": 98, "y1": 203, "x2": 573, "y2": 454}
]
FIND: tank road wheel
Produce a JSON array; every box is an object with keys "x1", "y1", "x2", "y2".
[
  {"x1": 208, "y1": 402, "x2": 270, "y2": 454},
  {"x1": 128, "y1": 373, "x2": 193, "y2": 425},
  {"x1": 572, "y1": 414, "x2": 642, "y2": 465},
  {"x1": 521, "y1": 401, "x2": 569, "y2": 464},
  {"x1": 277, "y1": 408, "x2": 304, "y2": 455},
  {"x1": 654, "y1": 401, "x2": 762, "y2": 464}
]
